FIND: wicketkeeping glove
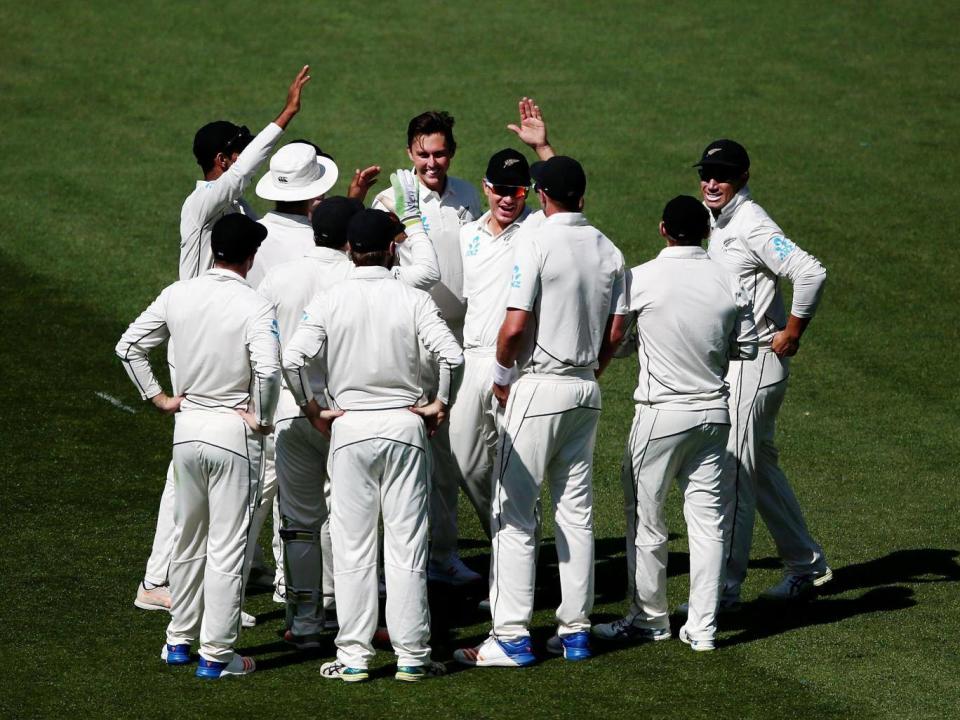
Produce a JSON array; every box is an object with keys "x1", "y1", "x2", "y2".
[{"x1": 391, "y1": 169, "x2": 421, "y2": 229}]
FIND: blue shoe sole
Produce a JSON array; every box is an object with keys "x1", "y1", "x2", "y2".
[
  {"x1": 165, "y1": 653, "x2": 192, "y2": 665},
  {"x1": 195, "y1": 663, "x2": 226, "y2": 679},
  {"x1": 563, "y1": 647, "x2": 592, "y2": 661}
]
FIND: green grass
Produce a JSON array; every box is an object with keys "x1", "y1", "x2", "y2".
[{"x1": 2, "y1": 1, "x2": 959, "y2": 718}]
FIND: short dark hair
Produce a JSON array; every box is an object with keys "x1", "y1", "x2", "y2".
[
  {"x1": 349, "y1": 248, "x2": 392, "y2": 267},
  {"x1": 407, "y1": 111, "x2": 456, "y2": 154}
]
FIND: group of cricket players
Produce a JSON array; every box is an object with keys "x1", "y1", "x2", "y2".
[{"x1": 116, "y1": 66, "x2": 831, "y2": 681}]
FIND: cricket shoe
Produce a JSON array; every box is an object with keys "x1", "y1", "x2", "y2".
[
  {"x1": 477, "y1": 597, "x2": 491, "y2": 613},
  {"x1": 320, "y1": 661, "x2": 369, "y2": 683},
  {"x1": 453, "y1": 636, "x2": 536, "y2": 667},
  {"x1": 676, "y1": 597, "x2": 742, "y2": 616},
  {"x1": 760, "y1": 567, "x2": 833, "y2": 601},
  {"x1": 283, "y1": 629, "x2": 323, "y2": 650},
  {"x1": 545, "y1": 631, "x2": 592, "y2": 661},
  {"x1": 428, "y1": 555, "x2": 483, "y2": 585},
  {"x1": 272, "y1": 584, "x2": 286, "y2": 604},
  {"x1": 395, "y1": 661, "x2": 447, "y2": 682},
  {"x1": 135, "y1": 582, "x2": 172, "y2": 612},
  {"x1": 160, "y1": 643, "x2": 191, "y2": 665},
  {"x1": 241, "y1": 610, "x2": 256, "y2": 628},
  {"x1": 591, "y1": 617, "x2": 671, "y2": 643},
  {"x1": 678, "y1": 626, "x2": 715, "y2": 652},
  {"x1": 195, "y1": 654, "x2": 256, "y2": 678}
]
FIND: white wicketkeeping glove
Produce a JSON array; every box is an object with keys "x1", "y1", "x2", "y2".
[{"x1": 391, "y1": 169, "x2": 421, "y2": 229}]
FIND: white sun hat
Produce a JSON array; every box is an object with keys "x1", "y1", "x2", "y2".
[{"x1": 255, "y1": 142, "x2": 339, "y2": 201}]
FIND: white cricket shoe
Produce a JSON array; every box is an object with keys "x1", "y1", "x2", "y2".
[
  {"x1": 760, "y1": 567, "x2": 833, "y2": 601},
  {"x1": 241, "y1": 610, "x2": 256, "y2": 628},
  {"x1": 679, "y1": 625, "x2": 715, "y2": 652},
  {"x1": 428, "y1": 555, "x2": 483, "y2": 585},
  {"x1": 272, "y1": 584, "x2": 286, "y2": 604},
  {"x1": 135, "y1": 582, "x2": 172, "y2": 612},
  {"x1": 320, "y1": 661, "x2": 369, "y2": 682},
  {"x1": 453, "y1": 636, "x2": 536, "y2": 667},
  {"x1": 591, "y1": 617, "x2": 671, "y2": 642}
]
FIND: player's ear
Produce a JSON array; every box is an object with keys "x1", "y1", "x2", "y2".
[
  {"x1": 659, "y1": 221, "x2": 668, "y2": 239},
  {"x1": 406, "y1": 146, "x2": 415, "y2": 164}
]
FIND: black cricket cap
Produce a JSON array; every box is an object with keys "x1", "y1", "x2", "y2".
[
  {"x1": 662, "y1": 195, "x2": 710, "y2": 244},
  {"x1": 485, "y1": 148, "x2": 530, "y2": 186},
  {"x1": 211, "y1": 213, "x2": 268, "y2": 263},
  {"x1": 694, "y1": 139, "x2": 750, "y2": 172},
  {"x1": 530, "y1": 155, "x2": 586, "y2": 204},
  {"x1": 347, "y1": 209, "x2": 405, "y2": 254},
  {"x1": 312, "y1": 196, "x2": 364, "y2": 247},
  {"x1": 193, "y1": 121, "x2": 253, "y2": 168}
]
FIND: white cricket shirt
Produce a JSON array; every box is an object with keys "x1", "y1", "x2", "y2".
[
  {"x1": 706, "y1": 187, "x2": 827, "y2": 346},
  {"x1": 506, "y1": 212, "x2": 627, "y2": 377},
  {"x1": 373, "y1": 175, "x2": 481, "y2": 327},
  {"x1": 246, "y1": 211, "x2": 314, "y2": 289},
  {"x1": 627, "y1": 245, "x2": 758, "y2": 411},
  {"x1": 460, "y1": 207, "x2": 532, "y2": 352},
  {"x1": 282, "y1": 266, "x2": 463, "y2": 411},
  {"x1": 116, "y1": 268, "x2": 281, "y2": 428},
  {"x1": 179, "y1": 122, "x2": 284, "y2": 280}
]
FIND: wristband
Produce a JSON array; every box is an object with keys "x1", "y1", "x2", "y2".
[{"x1": 492, "y1": 360, "x2": 518, "y2": 386}]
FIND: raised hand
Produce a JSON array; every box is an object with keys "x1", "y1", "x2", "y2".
[
  {"x1": 348, "y1": 165, "x2": 382, "y2": 202},
  {"x1": 507, "y1": 97, "x2": 555, "y2": 160},
  {"x1": 276, "y1": 65, "x2": 311, "y2": 129}
]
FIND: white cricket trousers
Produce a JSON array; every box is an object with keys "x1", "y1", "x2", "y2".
[
  {"x1": 447, "y1": 350, "x2": 501, "y2": 539},
  {"x1": 490, "y1": 374, "x2": 600, "y2": 640},
  {"x1": 274, "y1": 416, "x2": 333, "y2": 636},
  {"x1": 723, "y1": 351, "x2": 827, "y2": 600},
  {"x1": 622, "y1": 406, "x2": 730, "y2": 642},
  {"x1": 328, "y1": 410, "x2": 432, "y2": 669},
  {"x1": 144, "y1": 461, "x2": 176, "y2": 586},
  {"x1": 166, "y1": 410, "x2": 263, "y2": 663},
  {"x1": 243, "y1": 437, "x2": 284, "y2": 592}
]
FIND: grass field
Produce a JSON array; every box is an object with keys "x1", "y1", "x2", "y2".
[{"x1": 2, "y1": 1, "x2": 959, "y2": 718}]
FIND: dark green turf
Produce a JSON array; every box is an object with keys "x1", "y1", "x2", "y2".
[{"x1": 2, "y1": 1, "x2": 959, "y2": 718}]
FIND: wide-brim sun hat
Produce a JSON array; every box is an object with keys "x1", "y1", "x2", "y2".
[{"x1": 256, "y1": 142, "x2": 339, "y2": 201}]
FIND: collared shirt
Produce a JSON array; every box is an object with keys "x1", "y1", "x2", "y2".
[
  {"x1": 706, "y1": 186, "x2": 827, "y2": 346},
  {"x1": 282, "y1": 266, "x2": 463, "y2": 411},
  {"x1": 460, "y1": 207, "x2": 532, "y2": 352},
  {"x1": 116, "y1": 268, "x2": 280, "y2": 427},
  {"x1": 178, "y1": 122, "x2": 284, "y2": 281},
  {"x1": 506, "y1": 212, "x2": 628, "y2": 377},
  {"x1": 247, "y1": 210, "x2": 315, "y2": 289},
  {"x1": 626, "y1": 245, "x2": 758, "y2": 412},
  {"x1": 373, "y1": 175, "x2": 481, "y2": 328}
]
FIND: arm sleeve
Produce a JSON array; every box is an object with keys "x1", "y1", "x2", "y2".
[
  {"x1": 504, "y1": 233, "x2": 542, "y2": 311},
  {"x1": 247, "y1": 303, "x2": 282, "y2": 426},
  {"x1": 371, "y1": 189, "x2": 394, "y2": 213},
  {"x1": 729, "y1": 279, "x2": 759, "y2": 360},
  {"x1": 416, "y1": 295, "x2": 464, "y2": 405},
  {"x1": 745, "y1": 217, "x2": 827, "y2": 319},
  {"x1": 281, "y1": 294, "x2": 328, "y2": 406},
  {"x1": 115, "y1": 287, "x2": 172, "y2": 400},
  {"x1": 392, "y1": 224, "x2": 440, "y2": 290},
  {"x1": 608, "y1": 251, "x2": 628, "y2": 315}
]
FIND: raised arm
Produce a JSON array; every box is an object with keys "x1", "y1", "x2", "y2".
[{"x1": 507, "y1": 97, "x2": 556, "y2": 161}]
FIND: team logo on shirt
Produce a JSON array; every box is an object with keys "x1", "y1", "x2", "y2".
[
  {"x1": 466, "y1": 235, "x2": 480, "y2": 257},
  {"x1": 511, "y1": 264, "x2": 522, "y2": 288},
  {"x1": 771, "y1": 236, "x2": 795, "y2": 261},
  {"x1": 270, "y1": 319, "x2": 281, "y2": 340},
  {"x1": 421, "y1": 214, "x2": 430, "y2": 232}
]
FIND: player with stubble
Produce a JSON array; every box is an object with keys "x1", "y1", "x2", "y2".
[{"x1": 694, "y1": 139, "x2": 831, "y2": 609}]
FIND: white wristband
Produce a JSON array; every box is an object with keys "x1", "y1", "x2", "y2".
[{"x1": 492, "y1": 360, "x2": 518, "y2": 386}]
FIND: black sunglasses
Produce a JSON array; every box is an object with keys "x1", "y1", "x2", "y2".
[{"x1": 698, "y1": 166, "x2": 741, "y2": 183}]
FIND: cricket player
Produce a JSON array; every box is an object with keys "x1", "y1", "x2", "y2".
[
  {"x1": 134, "y1": 66, "x2": 310, "y2": 613},
  {"x1": 282, "y1": 208, "x2": 463, "y2": 682},
  {"x1": 695, "y1": 139, "x2": 831, "y2": 606},
  {"x1": 116, "y1": 213, "x2": 280, "y2": 679},
  {"x1": 258, "y1": 178, "x2": 440, "y2": 647},
  {"x1": 455, "y1": 156, "x2": 628, "y2": 667},
  {"x1": 592, "y1": 196, "x2": 758, "y2": 652},
  {"x1": 372, "y1": 110, "x2": 482, "y2": 585}
]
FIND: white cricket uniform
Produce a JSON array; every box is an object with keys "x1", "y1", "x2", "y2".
[
  {"x1": 447, "y1": 207, "x2": 532, "y2": 537},
  {"x1": 706, "y1": 186, "x2": 828, "y2": 600},
  {"x1": 246, "y1": 210, "x2": 315, "y2": 290},
  {"x1": 620, "y1": 246, "x2": 758, "y2": 642},
  {"x1": 140, "y1": 122, "x2": 284, "y2": 590},
  {"x1": 490, "y1": 212, "x2": 627, "y2": 640},
  {"x1": 258, "y1": 230, "x2": 439, "y2": 636},
  {"x1": 116, "y1": 268, "x2": 280, "y2": 663},
  {"x1": 374, "y1": 176, "x2": 482, "y2": 565},
  {"x1": 282, "y1": 266, "x2": 463, "y2": 669}
]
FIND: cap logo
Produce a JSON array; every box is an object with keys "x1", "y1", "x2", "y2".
[
  {"x1": 503, "y1": 158, "x2": 519, "y2": 167},
  {"x1": 707, "y1": 148, "x2": 721, "y2": 156},
  {"x1": 277, "y1": 176, "x2": 288, "y2": 184}
]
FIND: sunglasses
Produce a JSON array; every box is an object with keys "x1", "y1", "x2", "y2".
[
  {"x1": 484, "y1": 179, "x2": 528, "y2": 199},
  {"x1": 698, "y1": 166, "x2": 741, "y2": 183}
]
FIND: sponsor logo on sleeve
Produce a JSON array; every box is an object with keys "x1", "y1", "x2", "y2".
[
  {"x1": 511, "y1": 264, "x2": 522, "y2": 289},
  {"x1": 771, "y1": 236, "x2": 796, "y2": 261}
]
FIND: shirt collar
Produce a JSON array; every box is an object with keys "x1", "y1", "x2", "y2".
[
  {"x1": 712, "y1": 186, "x2": 751, "y2": 229},
  {"x1": 544, "y1": 211, "x2": 588, "y2": 227},
  {"x1": 480, "y1": 206, "x2": 532, "y2": 239},
  {"x1": 206, "y1": 267, "x2": 250, "y2": 285},
  {"x1": 349, "y1": 265, "x2": 393, "y2": 280},
  {"x1": 657, "y1": 245, "x2": 709, "y2": 260}
]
